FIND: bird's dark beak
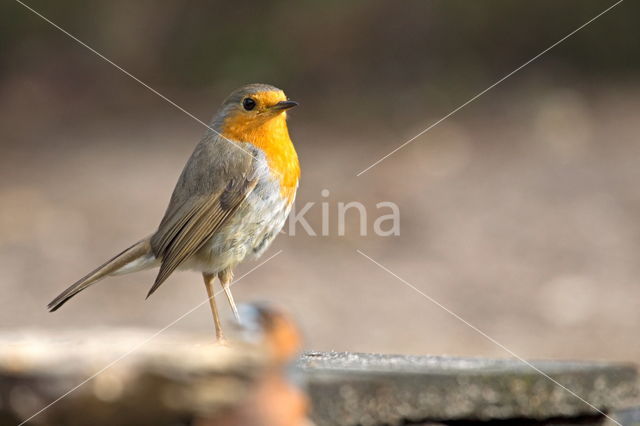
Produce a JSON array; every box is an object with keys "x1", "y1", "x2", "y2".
[{"x1": 271, "y1": 100, "x2": 299, "y2": 111}]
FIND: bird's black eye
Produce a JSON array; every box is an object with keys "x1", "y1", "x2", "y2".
[{"x1": 242, "y1": 97, "x2": 256, "y2": 111}]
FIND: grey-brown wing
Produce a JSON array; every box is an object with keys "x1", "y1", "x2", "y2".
[{"x1": 147, "y1": 136, "x2": 259, "y2": 297}]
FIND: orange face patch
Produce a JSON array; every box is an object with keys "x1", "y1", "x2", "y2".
[
  {"x1": 221, "y1": 90, "x2": 300, "y2": 203},
  {"x1": 252, "y1": 90, "x2": 288, "y2": 109}
]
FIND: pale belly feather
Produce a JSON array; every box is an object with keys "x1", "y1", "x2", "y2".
[{"x1": 181, "y1": 178, "x2": 294, "y2": 274}]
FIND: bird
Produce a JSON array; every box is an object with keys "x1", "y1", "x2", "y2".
[
  {"x1": 201, "y1": 303, "x2": 309, "y2": 426},
  {"x1": 47, "y1": 83, "x2": 300, "y2": 342}
]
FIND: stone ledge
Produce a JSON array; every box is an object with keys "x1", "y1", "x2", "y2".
[
  {"x1": 0, "y1": 331, "x2": 637, "y2": 426},
  {"x1": 298, "y1": 352, "x2": 639, "y2": 426},
  {"x1": 0, "y1": 329, "x2": 291, "y2": 426}
]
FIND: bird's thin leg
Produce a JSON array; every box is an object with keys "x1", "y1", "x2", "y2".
[
  {"x1": 219, "y1": 268, "x2": 240, "y2": 322},
  {"x1": 203, "y1": 272, "x2": 225, "y2": 342}
]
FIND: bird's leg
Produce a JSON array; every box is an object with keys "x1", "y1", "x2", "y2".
[
  {"x1": 203, "y1": 272, "x2": 225, "y2": 342},
  {"x1": 219, "y1": 268, "x2": 240, "y2": 322}
]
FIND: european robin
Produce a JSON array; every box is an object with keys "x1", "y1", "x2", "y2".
[
  {"x1": 198, "y1": 304, "x2": 308, "y2": 426},
  {"x1": 48, "y1": 83, "x2": 300, "y2": 341}
]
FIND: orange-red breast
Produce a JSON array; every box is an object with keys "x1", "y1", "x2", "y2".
[{"x1": 48, "y1": 84, "x2": 300, "y2": 341}]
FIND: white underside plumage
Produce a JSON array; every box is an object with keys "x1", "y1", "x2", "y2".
[{"x1": 182, "y1": 185, "x2": 293, "y2": 273}]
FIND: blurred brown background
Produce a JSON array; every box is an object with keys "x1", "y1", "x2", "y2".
[{"x1": 1, "y1": 1, "x2": 639, "y2": 362}]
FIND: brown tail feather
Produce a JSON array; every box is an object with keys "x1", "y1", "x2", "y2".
[{"x1": 48, "y1": 238, "x2": 152, "y2": 312}]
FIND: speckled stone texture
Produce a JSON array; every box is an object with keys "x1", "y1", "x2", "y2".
[{"x1": 298, "y1": 352, "x2": 638, "y2": 426}]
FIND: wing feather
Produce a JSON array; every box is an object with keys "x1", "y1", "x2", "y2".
[
  {"x1": 153, "y1": 200, "x2": 204, "y2": 256},
  {"x1": 147, "y1": 177, "x2": 258, "y2": 298},
  {"x1": 147, "y1": 137, "x2": 262, "y2": 297}
]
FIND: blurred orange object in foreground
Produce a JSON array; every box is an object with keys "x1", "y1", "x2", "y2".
[{"x1": 195, "y1": 304, "x2": 310, "y2": 426}]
